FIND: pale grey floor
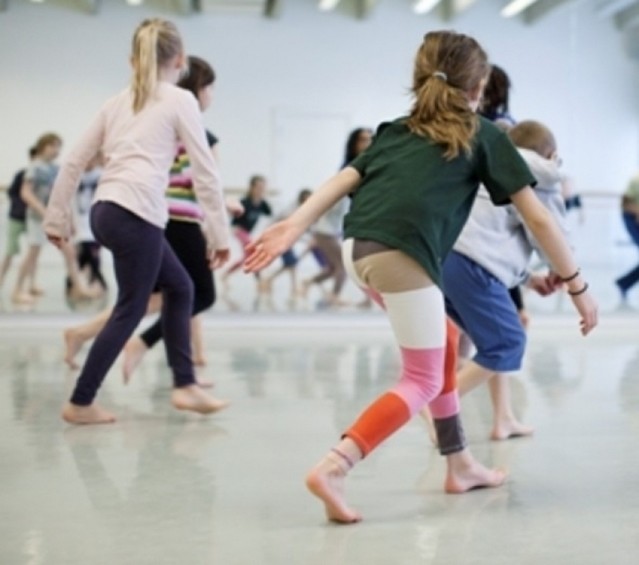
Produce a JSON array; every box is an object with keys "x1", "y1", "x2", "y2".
[{"x1": 0, "y1": 316, "x2": 638, "y2": 565}]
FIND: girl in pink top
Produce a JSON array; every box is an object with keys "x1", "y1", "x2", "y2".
[{"x1": 44, "y1": 18, "x2": 231, "y2": 425}]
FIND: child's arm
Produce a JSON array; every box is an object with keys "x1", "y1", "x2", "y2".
[
  {"x1": 175, "y1": 94, "x2": 230, "y2": 268},
  {"x1": 511, "y1": 186, "x2": 597, "y2": 335},
  {"x1": 244, "y1": 167, "x2": 361, "y2": 272},
  {"x1": 44, "y1": 112, "x2": 105, "y2": 246},
  {"x1": 20, "y1": 180, "x2": 47, "y2": 219}
]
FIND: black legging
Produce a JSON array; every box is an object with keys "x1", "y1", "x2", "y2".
[
  {"x1": 140, "y1": 220, "x2": 216, "y2": 349},
  {"x1": 78, "y1": 241, "x2": 108, "y2": 290},
  {"x1": 72, "y1": 203, "x2": 196, "y2": 406}
]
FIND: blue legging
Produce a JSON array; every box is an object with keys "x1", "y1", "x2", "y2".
[
  {"x1": 616, "y1": 212, "x2": 639, "y2": 293},
  {"x1": 70, "y1": 202, "x2": 196, "y2": 406}
]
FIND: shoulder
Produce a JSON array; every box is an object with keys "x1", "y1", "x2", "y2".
[
  {"x1": 163, "y1": 84, "x2": 198, "y2": 107},
  {"x1": 476, "y1": 116, "x2": 506, "y2": 141}
]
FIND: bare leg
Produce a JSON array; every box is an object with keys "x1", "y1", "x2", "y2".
[
  {"x1": 488, "y1": 374, "x2": 534, "y2": 441},
  {"x1": 191, "y1": 315, "x2": 207, "y2": 367},
  {"x1": 444, "y1": 448, "x2": 507, "y2": 493},
  {"x1": 65, "y1": 307, "x2": 113, "y2": 369},
  {"x1": 457, "y1": 360, "x2": 495, "y2": 397},
  {"x1": 60, "y1": 241, "x2": 94, "y2": 299},
  {"x1": 0, "y1": 254, "x2": 13, "y2": 288},
  {"x1": 305, "y1": 437, "x2": 363, "y2": 524},
  {"x1": 13, "y1": 245, "x2": 40, "y2": 304}
]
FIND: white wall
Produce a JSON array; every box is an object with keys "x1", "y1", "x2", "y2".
[{"x1": 1, "y1": 0, "x2": 638, "y2": 205}]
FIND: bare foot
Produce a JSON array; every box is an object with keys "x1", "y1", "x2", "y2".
[
  {"x1": 196, "y1": 377, "x2": 215, "y2": 389},
  {"x1": 305, "y1": 459, "x2": 362, "y2": 524},
  {"x1": 62, "y1": 402, "x2": 117, "y2": 425},
  {"x1": 64, "y1": 328, "x2": 84, "y2": 370},
  {"x1": 122, "y1": 337, "x2": 148, "y2": 384},
  {"x1": 445, "y1": 461, "x2": 507, "y2": 494},
  {"x1": 29, "y1": 286, "x2": 45, "y2": 297},
  {"x1": 491, "y1": 420, "x2": 534, "y2": 441},
  {"x1": 12, "y1": 291, "x2": 35, "y2": 305},
  {"x1": 171, "y1": 385, "x2": 229, "y2": 415}
]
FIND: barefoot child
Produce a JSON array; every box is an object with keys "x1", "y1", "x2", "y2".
[
  {"x1": 427, "y1": 120, "x2": 572, "y2": 440},
  {"x1": 44, "y1": 18, "x2": 231, "y2": 425},
  {"x1": 244, "y1": 31, "x2": 598, "y2": 524}
]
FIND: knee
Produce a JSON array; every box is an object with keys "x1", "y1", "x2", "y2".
[{"x1": 396, "y1": 347, "x2": 446, "y2": 413}]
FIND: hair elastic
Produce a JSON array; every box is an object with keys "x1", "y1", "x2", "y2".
[
  {"x1": 568, "y1": 282, "x2": 589, "y2": 297},
  {"x1": 432, "y1": 71, "x2": 448, "y2": 82}
]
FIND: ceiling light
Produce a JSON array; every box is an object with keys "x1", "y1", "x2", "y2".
[
  {"x1": 413, "y1": 0, "x2": 442, "y2": 14},
  {"x1": 500, "y1": 0, "x2": 539, "y2": 18},
  {"x1": 318, "y1": 0, "x2": 341, "y2": 12},
  {"x1": 127, "y1": 0, "x2": 144, "y2": 5}
]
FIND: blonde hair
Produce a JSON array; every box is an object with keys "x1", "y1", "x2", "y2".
[
  {"x1": 131, "y1": 18, "x2": 183, "y2": 113},
  {"x1": 407, "y1": 31, "x2": 490, "y2": 160},
  {"x1": 508, "y1": 120, "x2": 557, "y2": 159}
]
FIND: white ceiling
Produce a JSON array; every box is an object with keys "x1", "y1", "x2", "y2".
[{"x1": 3, "y1": 0, "x2": 639, "y2": 30}]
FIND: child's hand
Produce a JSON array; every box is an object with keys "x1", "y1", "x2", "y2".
[
  {"x1": 570, "y1": 290, "x2": 598, "y2": 336},
  {"x1": 244, "y1": 220, "x2": 301, "y2": 273},
  {"x1": 46, "y1": 234, "x2": 66, "y2": 249},
  {"x1": 225, "y1": 197, "x2": 245, "y2": 218},
  {"x1": 545, "y1": 272, "x2": 564, "y2": 291},
  {"x1": 528, "y1": 274, "x2": 555, "y2": 296},
  {"x1": 208, "y1": 249, "x2": 230, "y2": 270}
]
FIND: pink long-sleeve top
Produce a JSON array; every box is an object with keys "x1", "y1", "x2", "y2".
[{"x1": 43, "y1": 82, "x2": 229, "y2": 250}]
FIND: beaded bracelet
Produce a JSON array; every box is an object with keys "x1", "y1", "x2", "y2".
[
  {"x1": 568, "y1": 282, "x2": 589, "y2": 296},
  {"x1": 561, "y1": 269, "x2": 581, "y2": 283}
]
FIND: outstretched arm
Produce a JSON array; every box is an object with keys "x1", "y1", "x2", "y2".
[
  {"x1": 511, "y1": 186, "x2": 597, "y2": 335},
  {"x1": 244, "y1": 167, "x2": 361, "y2": 273}
]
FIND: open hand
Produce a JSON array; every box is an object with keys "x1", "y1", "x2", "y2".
[
  {"x1": 244, "y1": 220, "x2": 301, "y2": 273},
  {"x1": 571, "y1": 290, "x2": 598, "y2": 336}
]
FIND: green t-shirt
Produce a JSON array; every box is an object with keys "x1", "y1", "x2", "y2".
[{"x1": 344, "y1": 116, "x2": 536, "y2": 288}]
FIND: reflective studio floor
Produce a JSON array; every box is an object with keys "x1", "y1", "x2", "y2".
[{"x1": 0, "y1": 312, "x2": 638, "y2": 565}]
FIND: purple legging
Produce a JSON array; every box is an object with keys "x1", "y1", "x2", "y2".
[{"x1": 70, "y1": 201, "x2": 196, "y2": 406}]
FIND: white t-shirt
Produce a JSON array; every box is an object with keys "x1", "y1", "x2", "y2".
[
  {"x1": 44, "y1": 82, "x2": 229, "y2": 250},
  {"x1": 75, "y1": 168, "x2": 101, "y2": 242}
]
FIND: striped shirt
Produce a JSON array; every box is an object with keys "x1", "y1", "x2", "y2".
[{"x1": 166, "y1": 130, "x2": 218, "y2": 223}]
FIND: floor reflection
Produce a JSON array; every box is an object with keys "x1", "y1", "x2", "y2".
[{"x1": 0, "y1": 321, "x2": 638, "y2": 564}]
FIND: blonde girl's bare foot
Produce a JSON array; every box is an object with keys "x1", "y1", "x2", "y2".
[
  {"x1": 305, "y1": 454, "x2": 362, "y2": 524},
  {"x1": 62, "y1": 402, "x2": 117, "y2": 425},
  {"x1": 64, "y1": 328, "x2": 84, "y2": 370},
  {"x1": 29, "y1": 286, "x2": 45, "y2": 297},
  {"x1": 171, "y1": 385, "x2": 229, "y2": 415},
  {"x1": 444, "y1": 459, "x2": 507, "y2": 494},
  {"x1": 196, "y1": 377, "x2": 215, "y2": 389},
  {"x1": 122, "y1": 337, "x2": 148, "y2": 384},
  {"x1": 491, "y1": 420, "x2": 535, "y2": 441}
]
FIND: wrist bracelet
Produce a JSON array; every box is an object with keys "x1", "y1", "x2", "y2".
[
  {"x1": 568, "y1": 282, "x2": 589, "y2": 296},
  {"x1": 561, "y1": 269, "x2": 580, "y2": 283}
]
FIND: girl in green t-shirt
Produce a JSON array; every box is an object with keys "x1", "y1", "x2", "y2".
[{"x1": 244, "y1": 30, "x2": 598, "y2": 525}]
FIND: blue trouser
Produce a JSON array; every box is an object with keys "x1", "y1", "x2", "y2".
[
  {"x1": 616, "y1": 212, "x2": 639, "y2": 293},
  {"x1": 70, "y1": 202, "x2": 195, "y2": 406}
]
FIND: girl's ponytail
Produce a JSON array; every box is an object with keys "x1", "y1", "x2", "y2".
[
  {"x1": 130, "y1": 18, "x2": 183, "y2": 114},
  {"x1": 407, "y1": 31, "x2": 490, "y2": 160}
]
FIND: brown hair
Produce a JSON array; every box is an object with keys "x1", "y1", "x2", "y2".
[
  {"x1": 178, "y1": 56, "x2": 216, "y2": 98},
  {"x1": 131, "y1": 18, "x2": 184, "y2": 113},
  {"x1": 34, "y1": 133, "x2": 62, "y2": 155},
  {"x1": 508, "y1": 120, "x2": 557, "y2": 159},
  {"x1": 407, "y1": 31, "x2": 490, "y2": 160},
  {"x1": 480, "y1": 65, "x2": 511, "y2": 120}
]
